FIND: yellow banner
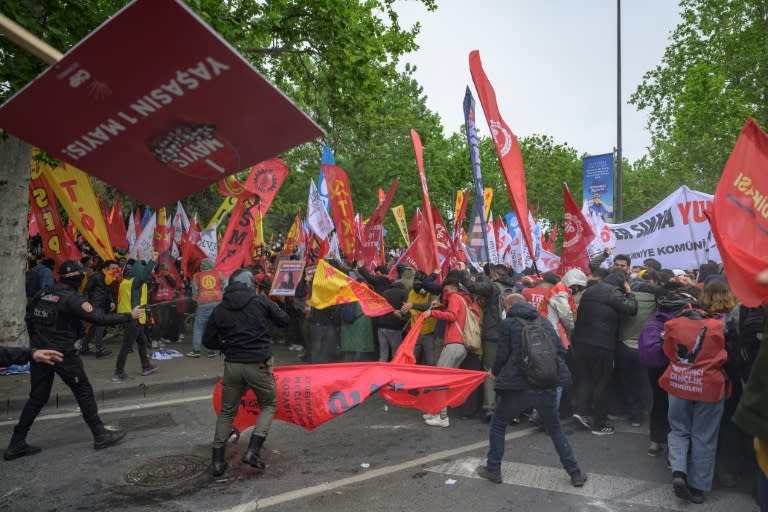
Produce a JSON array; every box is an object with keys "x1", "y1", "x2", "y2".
[
  {"x1": 391, "y1": 205, "x2": 409, "y2": 246},
  {"x1": 453, "y1": 190, "x2": 464, "y2": 227},
  {"x1": 483, "y1": 187, "x2": 493, "y2": 222},
  {"x1": 38, "y1": 155, "x2": 114, "y2": 261},
  {"x1": 253, "y1": 208, "x2": 264, "y2": 248},
  {"x1": 206, "y1": 196, "x2": 238, "y2": 230}
]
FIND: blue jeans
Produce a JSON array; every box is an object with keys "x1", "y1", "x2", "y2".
[
  {"x1": 667, "y1": 394, "x2": 725, "y2": 491},
  {"x1": 192, "y1": 303, "x2": 216, "y2": 352},
  {"x1": 487, "y1": 389, "x2": 580, "y2": 475}
]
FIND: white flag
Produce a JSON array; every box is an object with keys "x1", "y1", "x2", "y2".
[
  {"x1": 127, "y1": 212, "x2": 137, "y2": 258},
  {"x1": 133, "y1": 213, "x2": 156, "y2": 261},
  {"x1": 199, "y1": 224, "x2": 218, "y2": 262},
  {"x1": 307, "y1": 179, "x2": 334, "y2": 239}
]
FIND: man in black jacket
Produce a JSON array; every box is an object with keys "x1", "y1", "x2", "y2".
[
  {"x1": 203, "y1": 268, "x2": 290, "y2": 477},
  {"x1": 477, "y1": 293, "x2": 587, "y2": 487},
  {"x1": 81, "y1": 260, "x2": 119, "y2": 357},
  {"x1": 5, "y1": 260, "x2": 142, "y2": 461},
  {"x1": 571, "y1": 270, "x2": 638, "y2": 435}
]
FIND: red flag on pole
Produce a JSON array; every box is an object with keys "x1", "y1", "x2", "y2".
[
  {"x1": 709, "y1": 118, "x2": 768, "y2": 306},
  {"x1": 558, "y1": 183, "x2": 595, "y2": 275},
  {"x1": 410, "y1": 129, "x2": 440, "y2": 272},
  {"x1": 322, "y1": 165, "x2": 356, "y2": 260},
  {"x1": 154, "y1": 207, "x2": 171, "y2": 255},
  {"x1": 109, "y1": 196, "x2": 129, "y2": 252},
  {"x1": 469, "y1": 50, "x2": 536, "y2": 262}
]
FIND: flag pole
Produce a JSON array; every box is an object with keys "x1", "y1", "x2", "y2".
[{"x1": 0, "y1": 13, "x2": 63, "y2": 64}]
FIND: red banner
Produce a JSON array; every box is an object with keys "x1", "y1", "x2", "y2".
[
  {"x1": 108, "y1": 196, "x2": 129, "y2": 252},
  {"x1": 0, "y1": 0, "x2": 322, "y2": 208},
  {"x1": 390, "y1": 212, "x2": 435, "y2": 276},
  {"x1": 410, "y1": 129, "x2": 440, "y2": 271},
  {"x1": 558, "y1": 183, "x2": 595, "y2": 275},
  {"x1": 28, "y1": 166, "x2": 81, "y2": 269},
  {"x1": 322, "y1": 165, "x2": 356, "y2": 260},
  {"x1": 214, "y1": 197, "x2": 258, "y2": 275},
  {"x1": 182, "y1": 217, "x2": 208, "y2": 276},
  {"x1": 469, "y1": 51, "x2": 536, "y2": 262},
  {"x1": 219, "y1": 159, "x2": 289, "y2": 213},
  {"x1": 710, "y1": 118, "x2": 768, "y2": 306},
  {"x1": 212, "y1": 362, "x2": 486, "y2": 432},
  {"x1": 361, "y1": 179, "x2": 399, "y2": 270}
]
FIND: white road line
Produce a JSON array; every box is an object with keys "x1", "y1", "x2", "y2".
[
  {"x1": 215, "y1": 427, "x2": 538, "y2": 512},
  {"x1": 0, "y1": 394, "x2": 210, "y2": 426},
  {"x1": 428, "y1": 456, "x2": 758, "y2": 512}
]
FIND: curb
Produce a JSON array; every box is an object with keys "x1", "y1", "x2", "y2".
[{"x1": 3, "y1": 375, "x2": 220, "y2": 418}]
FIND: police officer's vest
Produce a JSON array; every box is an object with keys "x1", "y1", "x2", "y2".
[
  {"x1": 118, "y1": 277, "x2": 148, "y2": 324},
  {"x1": 194, "y1": 270, "x2": 224, "y2": 304}
]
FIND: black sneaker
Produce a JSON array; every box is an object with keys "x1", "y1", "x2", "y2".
[
  {"x1": 570, "y1": 470, "x2": 588, "y2": 487},
  {"x1": 3, "y1": 442, "x2": 42, "y2": 461},
  {"x1": 94, "y1": 429, "x2": 126, "y2": 450},
  {"x1": 94, "y1": 347, "x2": 112, "y2": 358},
  {"x1": 688, "y1": 487, "x2": 705, "y2": 504},
  {"x1": 672, "y1": 471, "x2": 692, "y2": 501},
  {"x1": 140, "y1": 365, "x2": 158, "y2": 376},
  {"x1": 477, "y1": 465, "x2": 502, "y2": 484},
  {"x1": 591, "y1": 424, "x2": 615, "y2": 436}
]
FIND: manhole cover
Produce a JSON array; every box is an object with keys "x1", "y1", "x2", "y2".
[{"x1": 125, "y1": 455, "x2": 209, "y2": 487}]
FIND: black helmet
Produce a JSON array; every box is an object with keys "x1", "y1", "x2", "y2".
[
  {"x1": 59, "y1": 260, "x2": 85, "y2": 278},
  {"x1": 229, "y1": 269, "x2": 255, "y2": 288}
]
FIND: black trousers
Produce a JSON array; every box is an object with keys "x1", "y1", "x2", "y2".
[
  {"x1": 83, "y1": 324, "x2": 105, "y2": 351},
  {"x1": 647, "y1": 366, "x2": 670, "y2": 444},
  {"x1": 14, "y1": 351, "x2": 102, "y2": 439},
  {"x1": 116, "y1": 320, "x2": 151, "y2": 373},
  {"x1": 573, "y1": 344, "x2": 614, "y2": 426}
]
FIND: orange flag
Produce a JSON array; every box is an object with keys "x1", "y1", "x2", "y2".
[
  {"x1": 308, "y1": 260, "x2": 393, "y2": 317},
  {"x1": 710, "y1": 118, "x2": 768, "y2": 306}
]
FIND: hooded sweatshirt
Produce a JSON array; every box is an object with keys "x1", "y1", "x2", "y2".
[{"x1": 202, "y1": 282, "x2": 289, "y2": 362}]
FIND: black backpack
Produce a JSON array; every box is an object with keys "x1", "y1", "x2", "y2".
[{"x1": 514, "y1": 317, "x2": 561, "y2": 389}]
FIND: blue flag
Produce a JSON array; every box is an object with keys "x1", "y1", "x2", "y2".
[
  {"x1": 318, "y1": 144, "x2": 335, "y2": 213},
  {"x1": 141, "y1": 207, "x2": 153, "y2": 230}
]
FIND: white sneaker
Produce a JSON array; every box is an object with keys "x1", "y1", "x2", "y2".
[
  {"x1": 425, "y1": 416, "x2": 450, "y2": 428},
  {"x1": 151, "y1": 340, "x2": 159, "y2": 349},
  {"x1": 178, "y1": 334, "x2": 185, "y2": 341},
  {"x1": 422, "y1": 413, "x2": 435, "y2": 420}
]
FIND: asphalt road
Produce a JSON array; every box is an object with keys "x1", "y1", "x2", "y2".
[{"x1": 0, "y1": 386, "x2": 758, "y2": 512}]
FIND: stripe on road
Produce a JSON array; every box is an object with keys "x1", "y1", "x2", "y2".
[{"x1": 427, "y1": 456, "x2": 757, "y2": 512}]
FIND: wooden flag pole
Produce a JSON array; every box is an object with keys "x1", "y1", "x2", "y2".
[{"x1": 0, "y1": 13, "x2": 63, "y2": 64}]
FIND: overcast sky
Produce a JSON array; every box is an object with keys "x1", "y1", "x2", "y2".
[{"x1": 395, "y1": 0, "x2": 681, "y2": 162}]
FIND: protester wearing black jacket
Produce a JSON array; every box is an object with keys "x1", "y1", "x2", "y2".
[
  {"x1": 203, "y1": 269, "x2": 289, "y2": 477},
  {"x1": 81, "y1": 260, "x2": 119, "y2": 357},
  {"x1": 571, "y1": 271, "x2": 638, "y2": 435}
]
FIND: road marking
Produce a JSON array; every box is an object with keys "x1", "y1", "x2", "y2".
[
  {"x1": 427, "y1": 456, "x2": 758, "y2": 512},
  {"x1": 214, "y1": 427, "x2": 538, "y2": 512},
  {"x1": 0, "y1": 394, "x2": 210, "y2": 426}
]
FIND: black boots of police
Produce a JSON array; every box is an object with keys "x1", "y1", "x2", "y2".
[
  {"x1": 212, "y1": 446, "x2": 228, "y2": 477},
  {"x1": 3, "y1": 428, "x2": 41, "y2": 461},
  {"x1": 92, "y1": 424, "x2": 126, "y2": 450},
  {"x1": 241, "y1": 434, "x2": 266, "y2": 470}
]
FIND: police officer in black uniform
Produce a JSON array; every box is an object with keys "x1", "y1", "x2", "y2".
[{"x1": 4, "y1": 260, "x2": 143, "y2": 461}]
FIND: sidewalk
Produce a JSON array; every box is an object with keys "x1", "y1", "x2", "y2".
[{"x1": 0, "y1": 329, "x2": 306, "y2": 417}]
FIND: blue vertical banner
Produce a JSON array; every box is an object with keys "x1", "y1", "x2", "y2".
[
  {"x1": 463, "y1": 87, "x2": 497, "y2": 263},
  {"x1": 318, "y1": 144, "x2": 335, "y2": 212},
  {"x1": 582, "y1": 153, "x2": 615, "y2": 223}
]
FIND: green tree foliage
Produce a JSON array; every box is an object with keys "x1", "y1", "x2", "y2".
[{"x1": 630, "y1": 0, "x2": 768, "y2": 194}]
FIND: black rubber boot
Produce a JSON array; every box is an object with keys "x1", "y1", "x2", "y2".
[
  {"x1": 212, "y1": 446, "x2": 228, "y2": 477},
  {"x1": 4, "y1": 430, "x2": 41, "y2": 461},
  {"x1": 93, "y1": 425, "x2": 127, "y2": 450},
  {"x1": 241, "y1": 435, "x2": 266, "y2": 470}
]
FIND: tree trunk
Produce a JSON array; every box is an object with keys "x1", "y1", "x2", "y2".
[{"x1": 0, "y1": 135, "x2": 31, "y2": 347}]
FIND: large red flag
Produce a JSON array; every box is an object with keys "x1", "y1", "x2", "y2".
[
  {"x1": 360, "y1": 179, "x2": 399, "y2": 270},
  {"x1": 219, "y1": 159, "x2": 289, "y2": 215},
  {"x1": 469, "y1": 51, "x2": 536, "y2": 261},
  {"x1": 322, "y1": 164, "x2": 356, "y2": 260},
  {"x1": 182, "y1": 217, "x2": 208, "y2": 276},
  {"x1": 213, "y1": 362, "x2": 486, "y2": 432},
  {"x1": 390, "y1": 212, "x2": 435, "y2": 276},
  {"x1": 710, "y1": 118, "x2": 768, "y2": 306},
  {"x1": 558, "y1": 183, "x2": 595, "y2": 275},
  {"x1": 410, "y1": 129, "x2": 440, "y2": 271},
  {"x1": 215, "y1": 197, "x2": 258, "y2": 275},
  {"x1": 29, "y1": 167, "x2": 81, "y2": 269},
  {"x1": 108, "y1": 196, "x2": 129, "y2": 252}
]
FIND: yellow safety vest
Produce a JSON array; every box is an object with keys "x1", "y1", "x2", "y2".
[{"x1": 118, "y1": 277, "x2": 148, "y2": 324}]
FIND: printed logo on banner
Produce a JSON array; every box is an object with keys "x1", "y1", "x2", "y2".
[
  {"x1": 490, "y1": 120, "x2": 511, "y2": 156},
  {"x1": 562, "y1": 213, "x2": 584, "y2": 249}
]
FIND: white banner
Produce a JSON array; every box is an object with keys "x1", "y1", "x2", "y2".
[
  {"x1": 133, "y1": 213, "x2": 156, "y2": 261},
  {"x1": 199, "y1": 224, "x2": 219, "y2": 262},
  {"x1": 606, "y1": 186, "x2": 721, "y2": 270},
  {"x1": 307, "y1": 179, "x2": 334, "y2": 239}
]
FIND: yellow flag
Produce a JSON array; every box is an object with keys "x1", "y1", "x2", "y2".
[
  {"x1": 253, "y1": 208, "x2": 264, "y2": 248},
  {"x1": 37, "y1": 155, "x2": 114, "y2": 260},
  {"x1": 483, "y1": 187, "x2": 493, "y2": 222},
  {"x1": 206, "y1": 196, "x2": 238, "y2": 230},
  {"x1": 453, "y1": 190, "x2": 464, "y2": 226},
  {"x1": 309, "y1": 260, "x2": 393, "y2": 316},
  {"x1": 391, "y1": 204, "x2": 409, "y2": 246}
]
